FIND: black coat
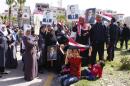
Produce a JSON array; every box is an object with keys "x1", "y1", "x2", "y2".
[
  {"x1": 90, "y1": 22, "x2": 109, "y2": 45},
  {"x1": 72, "y1": 25, "x2": 91, "y2": 45},
  {"x1": 0, "y1": 32, "x2": 8, "y2": 67},
  {"x1": 45, "y1": 31, "x2": 57, "y2": 46},
  {"x1": 108, "y1": 23, "x2": 119, "y2": 44},
  {"x1": 121, "y1": 26, "x2": 130, "y2": 39}
]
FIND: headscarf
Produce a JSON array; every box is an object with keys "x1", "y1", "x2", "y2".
[
  {"x1": 0, "y1": 24, "x2": 8, "y2": 36},
  {"x1": 77, "y1": 17, "x2": 91, "y2": 36},
  {"x1": 24, "y1": 25, "x2": 31, "y2": 36}
]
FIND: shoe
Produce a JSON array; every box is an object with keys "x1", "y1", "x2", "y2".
[
  {"x1": 38, "y1": 70, "x2": 44, "y2": 74},
  {"x1": 0, "y1": 75, "x2": 2, "y2": 78},
  {"x1": 1, "y1": 71, "x2": 9, "y2": 74}
]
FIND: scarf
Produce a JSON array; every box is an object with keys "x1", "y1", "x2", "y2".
[
  {"x1": 0, "y1": 25, "x2": 8, "y2": 36},
  {"x1": 77, "y1": 23, "x2": 90, "y2": 36}
]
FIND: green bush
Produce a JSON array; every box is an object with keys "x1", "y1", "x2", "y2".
[{"x1": 120, "y1": 56, "x2": 130, "y2": 70}]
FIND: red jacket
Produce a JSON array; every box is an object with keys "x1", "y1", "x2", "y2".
[
  {"x1": 89, "y1": 64, "x2": 103, "y2": 78},
  {"x1": 68, "y1": 57, "x2": 81, "y2": 78}
]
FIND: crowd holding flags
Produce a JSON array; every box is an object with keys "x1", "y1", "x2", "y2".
[{"x1": 0, "y1": 3, "x2": 130, "y2": 86}]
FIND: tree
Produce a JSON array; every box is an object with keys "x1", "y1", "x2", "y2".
[
  {"x1": 6, "y1": 0, "x2": 14, "y2": 25},
  {"x1": 17, "y1": 0, "x2": 26, "y2": 28},
  {"x1": 57, "y1": 15, "x2": 66, "y2": 23}
]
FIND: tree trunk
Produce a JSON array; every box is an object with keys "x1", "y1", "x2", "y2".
[
  {"x1": 18, "y1": 4, "x2": 23, "y2": 29},
  {"x1": 9, "y1": 6, "x2": 11, "y2": 26}
]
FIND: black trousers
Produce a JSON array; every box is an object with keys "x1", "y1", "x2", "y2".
[
  {"x1": 91, "y1": 43, "x2": 104, "y2": 65},
  {"x1": 120, "y1": 38, "x2": 129, "y2": 49},
  {"x1": 107, "y1": 43, "x2": 115, "y2": 61},
  {"x1": 0, "y1": 67, "x2": 5, "y2": 73}
]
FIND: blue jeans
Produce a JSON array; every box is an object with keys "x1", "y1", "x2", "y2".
[{"x1": 59, "y1": 74, "x2": 78, "y2": 86}]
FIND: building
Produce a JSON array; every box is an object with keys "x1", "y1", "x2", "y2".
[
  {"x1": 34, "y1": 3, "x2": 49, "y2": 14},
  {"x1": 22, "y1": 6, "x2": 31, "y2": 25},
  {"x1": 124, "y1": 16, "x2": 130, "y2": 28}
]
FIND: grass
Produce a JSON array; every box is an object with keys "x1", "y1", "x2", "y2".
[{"x1": 72, "y1": 43, "x2": 130, "y2": 86}]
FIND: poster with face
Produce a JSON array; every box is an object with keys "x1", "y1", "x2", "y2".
[
  {"x1": 67, "y1": 5, "x2": 79, "y2": 21},
  {"x1": 47, "y1": 45, "x2": 57, "y2": 61},
  {"x1": 42, "y1": 9, "x2": 53, "y2": 25},
  {"x1": 85, "y1": 8, "x2": 96, "y2": 24}
]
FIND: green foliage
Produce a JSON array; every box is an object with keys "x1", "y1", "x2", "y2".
[
  {"x1": 17, "y1": 0, "x2": 26, "y2": 4},
  {"x1": 57, "y1": 15, "x2": 66, "y2": 22},
  {"x1": 6, "y1": 0, "x2": 14, "y2": 5},
  {"x1": 120, "y1": 56, "x2": 130, "y2": 70}
]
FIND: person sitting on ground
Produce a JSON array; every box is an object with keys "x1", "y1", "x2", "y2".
[
  {"x1": 59, "y1": 47, "x2": 82, "y2": 86},
  {"x1": 81, "y1": 60, "x2": 105, "y2": 80}
]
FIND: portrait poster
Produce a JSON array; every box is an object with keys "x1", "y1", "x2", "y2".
[
  {"x1": 42, "y1": 9, "x2": 53, "y2": 25},
  {"x1": 85, "y1": 8, "x2": 96, "y2": 24},
  {"x1": 67, "y1": 5, "x2": 79, "y2": 21},
  {"x1": 47, "y1": 45, "x2": 57, "y2": 61}
]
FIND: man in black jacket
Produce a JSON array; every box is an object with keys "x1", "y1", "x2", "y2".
[
  {"x1": 90, "y1": 15, "x2": 109, "y2": 65},
  {"x1": 120, "y1": 24, "x2": 130, "y2": 50},
  {"x1": 107, "y1": 18, "x2": 118, "y2": 61}
]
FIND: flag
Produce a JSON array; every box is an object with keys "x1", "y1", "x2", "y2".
[
  {"x1": 68, "y1": 37, "x2": 90, "y2": 52},
  {"x1": 98, "y1": 13, "x2": 112, "y2": 22}
]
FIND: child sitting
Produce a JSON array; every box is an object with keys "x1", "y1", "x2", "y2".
[
  {"x1": 59, "y1": 47, "x2": 82, "y2": 86},
  {"x1": 81, "y1": 61, "x2": 105, "y2": 80}
]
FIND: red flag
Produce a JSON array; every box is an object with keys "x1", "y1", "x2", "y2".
[{"x1": 68, "y1": 37, "x2": 89, "y2": 52}]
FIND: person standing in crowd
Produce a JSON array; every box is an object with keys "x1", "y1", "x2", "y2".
[
  {"x1": 55, "y1": 23, "x2": 69, "y2": 72},
  {"x1": 5, "y1": 26, "x2": 18, "y2": 69},
  {"x1": 107, "y1": 18, "x2": 118, "y2": 61},
  {"x1": 44, "y1": 25, "x2": 57, "y2": 70},
  {"x1": 120, "y1": 24, "x2": 130, "y2": 50},
  {"x1": 72, "y1": 17, "x2": 92, "y2": 66},
  {"x1": 115, "y1": 22, "x2": 122, "y2": 49},
  {"x1": 90, "y1": 15, "x2": 109, "y2": 65},
  {"x1": 38, "y1": 25, "x2": 46, "y2": 73},
  {"x1": 18, "y1": 29, "x2": 24, "y2": 55},
  {"x1": 13, "y1": 28, "x2": 20, "y2": 52},
  {"x1": 0, "y1": 25, "x2": 9, "y2": 77},
  {"x1": 23, "y1": 29, "x2": 38, "y2": 81}
]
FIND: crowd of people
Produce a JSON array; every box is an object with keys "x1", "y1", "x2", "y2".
[{"x1": 0, "y1": 15, "x2": 130, "y2": 85}]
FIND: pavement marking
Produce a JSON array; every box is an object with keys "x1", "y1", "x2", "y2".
[{"x1": 43, "y1": 73, "x2": 54, "y2": 86}]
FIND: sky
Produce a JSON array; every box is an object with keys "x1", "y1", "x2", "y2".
[{"x1": 0, "y1": 0, "x2": 130, "y2": 17}]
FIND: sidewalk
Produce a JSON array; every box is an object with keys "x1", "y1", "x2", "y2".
[{"x1": 0, "y1": 51, "x2": 59, "y2": 86}]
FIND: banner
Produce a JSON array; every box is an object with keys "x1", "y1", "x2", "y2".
[
  {"x1": 34, "y1": 14, "x2": 43, "y2": 35},
  {"x1": 67, "y1": 5, "x2": 79, "y2": 21},
  {"x1": 85, "y1": 8, "x2": 96, "y2": 24},
  {"x1": 42, "y1": 9, "x2": 53, "y2": 25}
]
